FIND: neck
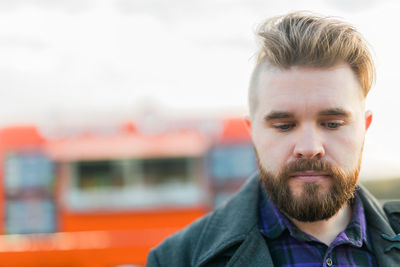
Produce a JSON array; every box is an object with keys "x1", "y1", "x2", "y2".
[{"x1": 289, "y1": 203, "x2": 352, "y2": 246}]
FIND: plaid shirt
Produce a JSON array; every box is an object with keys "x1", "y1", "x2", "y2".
[{"x1": 258, "y1": 186, "x2": 377, "y2": 267}]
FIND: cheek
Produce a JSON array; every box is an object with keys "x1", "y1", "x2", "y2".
[
  {"x1": 328, "y1": 130, "x2": 364, "y2": 173},
  {"x1": 252, "y1": 129, "x2": 291, "y2": 173}
]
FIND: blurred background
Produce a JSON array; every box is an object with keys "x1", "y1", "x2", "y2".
[{"x1": 1, "y1": 0, "x2": 400, "y2": 266}]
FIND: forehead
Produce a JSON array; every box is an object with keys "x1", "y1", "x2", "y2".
[{"x1": 256, "y1": 64, "x2": 364, "y2": 114}]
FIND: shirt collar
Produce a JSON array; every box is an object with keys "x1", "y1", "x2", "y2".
[{"x1": 258, "y1": 184, "x2": 372, "y2": 250}]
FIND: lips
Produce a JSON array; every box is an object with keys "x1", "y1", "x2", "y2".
[{"x1": 290, "y1": 170, "x2": 330, "y2": 182}]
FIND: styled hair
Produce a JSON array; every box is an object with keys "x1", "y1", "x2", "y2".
[{"x1": 249, "y1": 11, "x2": 375, "y2": 116}]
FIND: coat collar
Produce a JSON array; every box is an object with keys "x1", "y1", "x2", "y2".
[
  {"x1": 357, "y1": 186, "x2": 400, "y2": 265},
  {"x1": 194, "y1": 173, "x2": 272, "y2": 266}
]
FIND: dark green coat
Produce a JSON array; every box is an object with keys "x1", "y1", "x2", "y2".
[{"x1": 147, "y1": 175, "x2": 400, "y2": 266}]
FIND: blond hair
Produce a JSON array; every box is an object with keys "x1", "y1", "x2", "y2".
[{"x1": 249, "y1": 11, "x2": 375, "y2": 116}]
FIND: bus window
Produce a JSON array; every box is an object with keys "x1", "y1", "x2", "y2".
[
  {"x1": 142, "y1": 157, "x2": 192, "y2": 186},
  {"x1": 208, "y1": 143, "x2": 257, "y2": 207},
  {"x1": 6, "y1": 199, "x2": 55, "y2": 234},
  {"x1": 209, "y1": 143, "x2": 257, "y2": 180},
  {"x1": 4, "y1": 153, "x2": 56, "y2": 234},
  {"x1": 66, "y1": 157, "x2": 205, "y2": 211},
  {"x1": 76, "y1": 161, "x2": 124, "y2": 190}
]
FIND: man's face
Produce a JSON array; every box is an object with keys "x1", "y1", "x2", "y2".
[{"x1": 249, "y1": 64, "x2": 372, "y2": 222}]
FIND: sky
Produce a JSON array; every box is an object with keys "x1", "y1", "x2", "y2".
[{"x1": 1, "y1": 0, "x2": 400, "y2": 179}]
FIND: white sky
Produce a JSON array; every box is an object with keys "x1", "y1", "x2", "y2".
[{"x1": 1, "y1": 0, "x2": 400, "y2": 179}]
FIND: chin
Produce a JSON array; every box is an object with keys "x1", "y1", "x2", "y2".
[{"x1": 289, "y1": 181, "x2": 332, "y2": 198}]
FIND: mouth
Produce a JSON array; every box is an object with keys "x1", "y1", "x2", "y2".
[{"x1": 290, "y1": 170, "x2": 330, "y2": 182}]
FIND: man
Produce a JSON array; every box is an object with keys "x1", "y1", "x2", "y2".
[{"x1": 147, "y1": 12, "x2": 400, "y2": 266}]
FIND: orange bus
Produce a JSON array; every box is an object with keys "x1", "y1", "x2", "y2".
[{"x1": 0, "y1": 118, "x2": 256, "y2": 267}]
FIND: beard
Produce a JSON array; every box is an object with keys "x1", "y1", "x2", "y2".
[{"x1": 257, "y1": 154, "x2": 361, "y2": 222}]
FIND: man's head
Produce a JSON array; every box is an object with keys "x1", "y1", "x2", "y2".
[
  {"x1": 247, "y1": 12, "x2": 375, "y2": 222},
  {"x1": 249, "y1": 12, "x2": 375, "y2": 117}
]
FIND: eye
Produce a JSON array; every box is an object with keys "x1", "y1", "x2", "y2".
[
  {"x1": 322, "y1": 121, "x2": 343, "y2": 129},
  {"x1": 273, "y1": 123, "x2": 296, "y2": 131}
]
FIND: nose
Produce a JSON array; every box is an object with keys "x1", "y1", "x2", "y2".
[{"x1": 293, "y1": 125, "x2": 325, "y2": 159}]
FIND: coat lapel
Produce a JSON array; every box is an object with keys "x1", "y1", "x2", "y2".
[
  {"x1": 227, "y1": 229, "x2": 273, "y2": 267},
  {"x1": 194, "y1": 174, "x2": 273, "y2": 267},
  {"x1": 357, "y1": 186, "x2": 400, "y2": 266}
]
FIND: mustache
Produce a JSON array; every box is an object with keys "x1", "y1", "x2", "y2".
[{"x1": 278, "y1": 159, "x2": 345, "y2": 180}]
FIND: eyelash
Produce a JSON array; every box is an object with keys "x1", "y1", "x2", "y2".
[
  {"x1": 321, "y1": 121, "x2": 343, "y2": 129},
  {"x1": 273, "y1": 123, "x2": 296, "y2": 131},
  {"x1": 272, "y1": 121, "x2": 344, "y2": 131}
]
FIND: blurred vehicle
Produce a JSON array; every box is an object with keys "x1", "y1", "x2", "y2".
[{"x1": 0, "y1": 117, "x2": 257, "y2": 267}]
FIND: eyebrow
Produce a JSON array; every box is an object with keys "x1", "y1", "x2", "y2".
[
  {"x1": 264, "y1": 111, "x2": 294, "y2": 121},
  {"x1": 318, "y1": 108, "x2": 350, "y2": 117},
  {"x1": 264, "y1": 108, "x2": 351, "y2": 121}
]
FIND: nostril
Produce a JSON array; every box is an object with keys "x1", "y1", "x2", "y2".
[{"x1": 294, "y1": 147, "x2": 325, "y2": 159}]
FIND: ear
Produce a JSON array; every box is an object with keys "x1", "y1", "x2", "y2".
[
  {"x1": 244, "y1": 115, "x2": 252, "y2": 133},
  {"x1": 365, "y1": 110, "x2": 373, "y2": 131}
]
